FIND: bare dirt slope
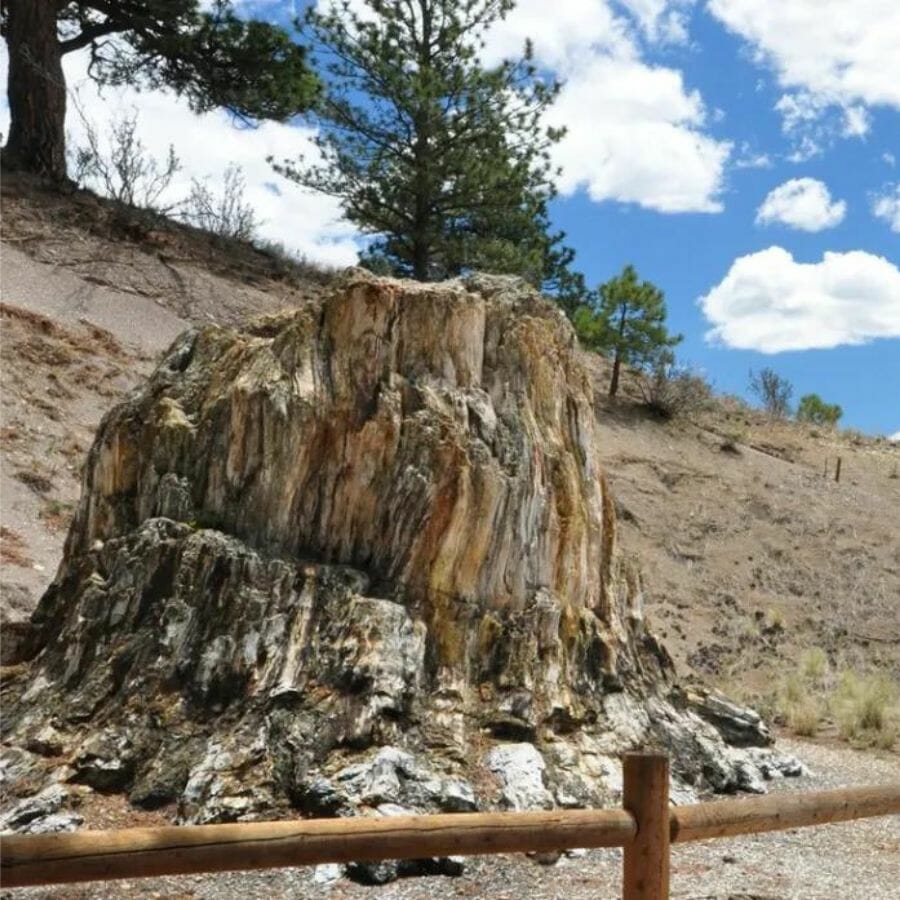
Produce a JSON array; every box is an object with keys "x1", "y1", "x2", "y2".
[{"x1": 585, "y1": 360, "x2": 900, "y2": 702}]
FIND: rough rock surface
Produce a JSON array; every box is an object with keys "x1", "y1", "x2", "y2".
[{"x1": 2, "y1": 272, "x2": 787, "y2": 851}]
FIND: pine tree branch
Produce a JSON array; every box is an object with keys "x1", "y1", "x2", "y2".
[{"x1": 59, "y1": 19, "x2": 122, "y2": 54}]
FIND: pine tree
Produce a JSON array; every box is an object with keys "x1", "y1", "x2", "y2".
[
  {"x1": 576, "y1": 265, "x2": 682, "y2": 398},
  {"x1": 273, "y1": 0, "x2": 581, "y2": 290},
  {"x1": 797, "y1": 393, "x2": 841, "y2": 426},
  {"x1": 1, "y1": 1, "x2": 319, "y2": 181}
]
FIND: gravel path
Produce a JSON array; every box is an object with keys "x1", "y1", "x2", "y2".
[{"x1": 3, "y1": 738, "x2": 898, "y2": 900}]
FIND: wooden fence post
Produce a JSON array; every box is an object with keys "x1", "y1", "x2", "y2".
[
  {"x1": 622, "y1": 752, "x2": 670, "y2": 900},
  {"x1": 835, "y1": 457, "x2": 842, "y2": 483}
]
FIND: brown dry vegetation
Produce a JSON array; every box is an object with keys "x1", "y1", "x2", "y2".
[{"x1": 0, "y1": 526, "x2": 32, "y2": 568}]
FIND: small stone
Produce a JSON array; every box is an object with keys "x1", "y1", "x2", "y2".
[
  {"x1": 312, "y1": 863, "x2": 342, "y2": 884},
  {"x1": 484, "y1": 743, "x2": 552, "y2": 811},
  {"x1": 22, "y1": 812, "x2": 84, "y2": 834},
  {"x1": 772, "y1": 755, "x2": 807, "y2": 778},
  {"x1": 71, "y1": 730, "x2": 135, "y2": 793},
  {"x1": 0, "y1": 784, "x2": 68, "y2": 832},
  {"x1": 346, "y1": 860, "x2": 398, "y2": 885},
  {"x1": 25, "y1": 725, "x2": 66, "y2": 758},
  {"x1": 731, "y1": 757, "x2": 767, "y2": 795},
  {"x1": 686, "y1": 688, "x2": 772, "y2": 748},
  {"x1": 439, "y1": 779, "x2": 477, "y2": 813},
  {"x1": 438, "y1": 855, "x2": 466, "y2": 877}
]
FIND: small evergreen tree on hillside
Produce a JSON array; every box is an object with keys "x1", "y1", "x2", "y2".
[
  {"x1": 1, "y1": 1, "x2": 319, "y2": 181},
  {"x1": 273, "y1": 0, "x2": 582, "y2": 292},
  {"x1": 575, "y1": 265, "x2": 682, "y2": 398},
  {"x1": 797, "y1": 393, "x2": 843, "y2": 426}
]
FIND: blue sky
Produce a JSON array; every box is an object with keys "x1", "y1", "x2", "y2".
[
  {"x1": 2, "y1": 1, "x2": 898, "y2": 435},
  {"x1": 541, "y1": 3, "x2": 900, "y2": 435}
]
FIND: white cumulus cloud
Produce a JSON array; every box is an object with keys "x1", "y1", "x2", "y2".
[
  {"x1": 700, "y1": 247, "x2": 900, "y2": 352},
  {"x1": 487, "y1": 0, "x2": 731, "y2": 213},
  {"x1": 872, "y1": 184, "x2": 900, "y2": 233},
  {"x1": 616, "y1": 0, "x2": 696, "y2": 44},
  {"x1": 755, "y1": 178, "x2": 846, "y2": 231},
  {"x1": 708, "y1": 0, "x2": 900, "y2": 152}
]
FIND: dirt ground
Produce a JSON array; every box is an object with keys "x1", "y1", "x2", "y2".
[{"x1": 586, "y1": 358, "x2": 900, "y2": 703}]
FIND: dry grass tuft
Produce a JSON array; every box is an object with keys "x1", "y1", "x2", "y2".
[
  {"x1": 831, "y1": 671, "x2": 899, "y2": 750},
  {"x1": 772, "y1": 649, "x2": 899, "y2": 749},
  {"x1": 0, "y1": 526, "x2": 33, "y2": 568},
  {"x1": 778, "y1": 673, "x2": 823, "y2": 736}
]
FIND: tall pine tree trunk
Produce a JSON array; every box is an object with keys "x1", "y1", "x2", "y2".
[
  {"x1": 609, "y1": 349, "x2": 622, "y2": 398},
  {"x1": 411, "y1": 131, "x2": 431, "y2": 280},
  {"x1": 3, "y1": 0, "x2": 68, "y2": 180},
  {"x1": 412, "y1": 237, "x2": 429, "y2": 281},
  {"x1": 608, "y1": 303, "x2": 628, "y2": 398}
]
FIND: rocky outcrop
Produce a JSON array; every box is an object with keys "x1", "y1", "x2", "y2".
[
  {"x1": 2, "y1": 271, "x2": 793, "y2": 852},
  {"x1": 686, "y1": 687, "x2": 773, "y2": 748}
]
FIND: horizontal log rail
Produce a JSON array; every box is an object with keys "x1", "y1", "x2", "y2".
[
  {"x1": 671, "y1": 782, "x2": 900, "y2": 843},
  {"x1": 2, "y1": 754, "x2": 898, "y2": 899},
  {"x1": 0, "y1": 808, "x2": 637, "y2": 888}
]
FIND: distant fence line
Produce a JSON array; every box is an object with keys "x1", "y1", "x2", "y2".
[{"x1": 2, "y1": 753, "x2": 899, "y2": 900}]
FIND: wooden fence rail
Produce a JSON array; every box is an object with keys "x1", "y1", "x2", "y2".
[{"x1": 2, "y1": 753, "x2": 899, "y2": 899}]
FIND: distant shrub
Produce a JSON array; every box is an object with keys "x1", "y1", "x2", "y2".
[
  {"x1": 831, "y1": 671, "x2": 898, "y2": 749},
  {"x1": 778, "y1": 674, "x2": 821, "y2": 736},
  {"x1": 71, "y1": 107, "x2": 181, "y2": 213},
  {"x1": 179, "y1": 164, "x2": 258, "y2": 242},
  {"x1": 749, "y1": 367, "x2": 793, "y2": 418},
  {"x1": 719, "y1": 425, "x2": 748, "y2": 454},
  {"x1": 797, "y1": 393, "x2": 842, "y2": 426},
  {"x1": 638, "y1": 350, "x2": 712, "y2": 419},
  {"x1": 800, "y1": 647, "x2": 828, "y2": 681},
  {"x1": 787, "y1": 697, "x2": 822, "y2": 736},
  {"x1": 842, "y1": 428, "x2": 866, "y2": 446}
]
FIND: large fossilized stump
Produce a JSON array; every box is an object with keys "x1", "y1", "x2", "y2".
[{"x1": 3, "y1": 272, "x2": 776, "y2": 832}]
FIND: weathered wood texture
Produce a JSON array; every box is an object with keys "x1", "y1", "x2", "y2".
[
  {"x1": 623, "y1": 752, "x2": 670, "y2": 900},
  {"x1": 0, "y1": 808, "x2": 637, "y2": 888},
  {"x1": 671, "y1": 782, "x2": 900, "y2": 843}
]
